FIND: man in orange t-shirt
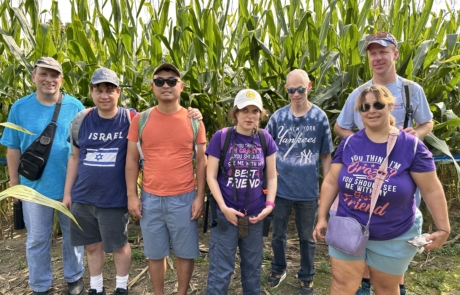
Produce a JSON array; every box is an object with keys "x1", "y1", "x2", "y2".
[{"x1": 125, "y1": 63, "x2": 206, "y2": 295}]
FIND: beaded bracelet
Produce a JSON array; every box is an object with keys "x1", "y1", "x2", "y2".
[
  {"x1": 437, "y1": 229, "x2": 450, "y2": 234},
  {"x1": 265, "y1": 201, "x2": 275, "y2": 208}
]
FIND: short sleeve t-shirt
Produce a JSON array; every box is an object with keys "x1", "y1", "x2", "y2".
[
  {"x1": 205, "y1": 128, "x2": 278, "y2": 216},
  {"x1": 336, "y1": 76, "x2": 433, "y2": 130},
  {"x1": 127, "y1": 107, "x2": 206, "y2": 196},
  {"x1": 332, "y1": 129, "x2": 435, "y2": 240},
  {"x1": 70, "y1": 107, "x2": 132, "y2": 208},
  {"x1": 266, "y1": 104, "x2": 333, "y2": 201},
  {"x1": 0, "y1": 93, "x2": 84, "y2": 200}
]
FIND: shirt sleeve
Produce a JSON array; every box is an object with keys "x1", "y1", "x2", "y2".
[
  {"x1": 265, "y1": 114, "x2": 277, "y2": 140},
  {"x1": 197, "y1": 120, "x2": 206, "y2": 144},
  {"x1": 410, "y1": 139, "x2": 436, "y2": 172},
  {"x1": 412, "y1": 84, "x2": 433, "y2": 125},
  {"x1": 127, "y1": 113, "x2": 141, "y2": 142},
  {"x1": 320, "y1": 112, "x2": 334, "y2": 154},
  {"x1": 332, "y1": 136, "x2": 348, "y2": 164},
  {"x1": 205, "y1": 130, "x2": 223, "y2": 159},
  {"x1": 0, "y1": 104, "x2": 20, "y2": 149},
  {"x1": 336, "y1": 90, "x2": 359, "y2": 130},
  {"x1": 263, "y1": 130, "x2": 278, "y2": 156}
]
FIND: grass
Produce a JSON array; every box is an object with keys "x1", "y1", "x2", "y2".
[{"x1": 131, "y1": 248, "x2": 145, "y2": 262}]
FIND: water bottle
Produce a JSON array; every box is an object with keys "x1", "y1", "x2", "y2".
[{"x1": 13, "y1": 201, "x2": 25, "y2": 230}]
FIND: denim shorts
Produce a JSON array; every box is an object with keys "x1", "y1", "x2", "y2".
[
  {"x1": 140, "y1": 190, "x2": 199, "y2": 260},
  {"x1": 70, "y1": 203, "x2": 129, "y2": 253},
  {"x1": 329, "y1": 209, "x2": 422, "y2": 275}
]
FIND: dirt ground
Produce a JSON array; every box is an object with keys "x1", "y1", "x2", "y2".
[{"x1": 0, "y1": 210, "x2": 459, "y2": 295}]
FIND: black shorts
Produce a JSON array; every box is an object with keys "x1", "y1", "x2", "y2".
[{"x1": 70, "y1": 203, "x2": 129, "y2": 253}]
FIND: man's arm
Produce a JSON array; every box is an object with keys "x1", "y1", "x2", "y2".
[
  {"x1": 63, "y1": 145, "x2": 80, "y2": 208},
  {"x1": 6, "y1": 148, "x2": 21, "y2": 202},
  {"x1": 321, "y1": 153, "x2": 332, "y2": 177},
  {"x1": 126, "y1": 140, "x2": 142, "y2": 218},
  {"x1": 191, "y1": 143, "x2": 207, "y2": 220},
  {"x1": 333, "y1": 122, "x2": 354, "y2": 138},
  {"x1": 410, "y1": 120, "x2": 433, "y2": 138}
]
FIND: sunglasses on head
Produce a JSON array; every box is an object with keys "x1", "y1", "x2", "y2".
[
  {"x1": 365, "y1": 32, "x2": 396, "y2": 46},
  {"x1": 153, "y1": 77, "x2": 181, "y2": 87},
  {"x1": 286, "y1": 87, "x2": 307, "y2": 94},
  {"x1": 359, "y1": 101, "x2": 387, "y2": 112}
]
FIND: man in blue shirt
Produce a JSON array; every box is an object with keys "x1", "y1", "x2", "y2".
[
  {"x1": 265, "y1": 69, "x2": 333, "y2": 295},
  {"x1": 0, "y1": 57, "x2": 85, "y2": 295}
]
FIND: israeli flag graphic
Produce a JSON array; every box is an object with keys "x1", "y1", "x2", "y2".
[{"x1": 84, "y1": 148, "x2": 118, "y2": 167}]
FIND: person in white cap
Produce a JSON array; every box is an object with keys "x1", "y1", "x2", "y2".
[
  {"x1": 64, "y1": 67, "x2": 133, "y2": 295},
  {"x1": 333, "y1": 32, "x2": 433, "y2": 295},
  {"x1": 126, "y1": 62, "x2": 207, "y2": 295},
  {"x1": 205, "y1": 89, "x2": 278, "y2": 295},
  {"x1": 265, "y1": 69, "x2": 333, "y2": 295},
  {"x1": 0, "y1": 57, "x2": 85, "y2": 295}
]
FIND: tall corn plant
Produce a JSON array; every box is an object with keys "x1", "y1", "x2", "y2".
[{"x1": 0, "y1": 0, "x2": 459, "y2": 190}]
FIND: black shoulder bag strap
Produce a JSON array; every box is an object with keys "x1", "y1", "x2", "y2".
[{"x1": 18, "y1": 93, "x2": 63, "y2": 180}]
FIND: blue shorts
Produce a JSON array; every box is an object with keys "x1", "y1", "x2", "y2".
[
  {"x1": 140, "y1": 190, "x2": 199, "y2": 260},
  {"x1": 329, "y1": 209, "x2": 423, "y2": 275}
]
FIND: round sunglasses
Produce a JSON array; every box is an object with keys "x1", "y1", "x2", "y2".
[
  {"x1": 286, "y1": 87, "x2": 307, "y2": 94},
  {"x1": 153, "y1": 78, "x2": 181, "y2": 87},
  {"x1": 359, "y1": 101, "x2": 386, "y2": 112}
]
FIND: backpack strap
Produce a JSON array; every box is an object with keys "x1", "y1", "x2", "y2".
[
  {"x1": 219, "y1": 127, "x2": 233, "y2": 176},
  {"x1": 137, "y1": 107, "x2": 154, "y2": 161},
  {"x1": 257, "y1": 129, "x2": 269, "y2": 194},
  {"x1": 190, "y1": 118, "x2": 200, "y2": 152},
  {"x1": 401, "y1": 78, "x2": 415, "y2": 129},
  {"x1": 69, "y1": 107, "x2": 95, "y2": 154},
  {"x1": 343, "y1": 133, "x2": 354, "y2": 149}
]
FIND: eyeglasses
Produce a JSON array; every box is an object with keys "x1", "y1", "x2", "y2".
[
  {"x1": 286, "y1": 87, "x2": 307, "y2": 94},
  {"x1": 365, "y1": 32, "x2": 397, "y2": 46},
  {"x1": 359, "y1": 101, "x2": 387, "y2": 112},
  {"x1": 153, "y1": 78, "x2": 181, "y2": 87}
]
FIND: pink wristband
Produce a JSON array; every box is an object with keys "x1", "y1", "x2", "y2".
[{"x1": 265, "y1": 201, "x2": 275, "y2": 208}]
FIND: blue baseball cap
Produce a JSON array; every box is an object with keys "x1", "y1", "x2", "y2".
[{"x1": 365, "y1": 32, "x2": 398, "y2": 50}]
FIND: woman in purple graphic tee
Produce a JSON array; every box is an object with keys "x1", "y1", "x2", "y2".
[
  {"x1": 205, "y1": 89, "x2": 278, "y2": 295},
  {"x1": 313, "y1": 85, "x2": 450, "y2": 295}
]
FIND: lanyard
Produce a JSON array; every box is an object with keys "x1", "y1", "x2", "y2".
[{"x1": 230, "y1": 127, "x2": 254, "y2": 214}]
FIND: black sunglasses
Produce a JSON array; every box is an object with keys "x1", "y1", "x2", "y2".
[
  {"x1": 286, "y1": 87, "x2": 307, "y2": 94},
  {"x1": 359, "y1": 101, "x2": 386, "y2": 112},
  {"x1": 153, "y1": 78, "x2": 181, "y2": 87}
]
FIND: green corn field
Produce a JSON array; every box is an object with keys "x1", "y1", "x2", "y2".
[{"x1": 0, "y1": 0, "x2": 459, "y2": 235}]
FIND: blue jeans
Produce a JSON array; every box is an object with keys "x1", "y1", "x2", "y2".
[
  {"x1": 206, "y1": 210, "x2": 264, "y2": 295},
  {"x1": 270, "y1": 197, "x2": 318, "y2": 282},
  {"x1": 23, "y1": 201, "x2": 85, "y2": 292}
]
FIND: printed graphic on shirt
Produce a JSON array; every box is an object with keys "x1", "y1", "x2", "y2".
[
  {"x1": 224, "y1": 143, "x2": 263, "y2": 189},
  {"x1": 84, "y1": 148, "x2": 119, "y2": 167},
  {"x1": 274, "y1": 125, "x2": 318, "y2": 164},
  {"x1": 87, "y1": 132, "x2": 124, "y2": 141},
  {"x1": 341, "y1": 153, "x2": 402, "y2": 217}
]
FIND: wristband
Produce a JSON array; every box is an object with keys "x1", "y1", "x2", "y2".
[
  {"x1": 265, "y1": 201, "x2": 275, "y2": 208},
  {"x1": 437, "y1": 229, "x2": 450, "y2": 234}
]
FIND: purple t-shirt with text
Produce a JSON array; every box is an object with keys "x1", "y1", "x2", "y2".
[
  {"x1": 332, "y1": 129, "x2": 435, "y2": 240},
  {"x1": 206, "y1": 128, "x2": 278, "y2": 216}
]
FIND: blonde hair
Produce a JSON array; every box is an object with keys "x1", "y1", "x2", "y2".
[{"x1": 354, "y1": 85, "x2": 396, "y2": 126}]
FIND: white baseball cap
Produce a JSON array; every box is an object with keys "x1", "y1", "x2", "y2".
[{"x1": 234, "y1": 89, "x2": 263, "y2": 111}]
